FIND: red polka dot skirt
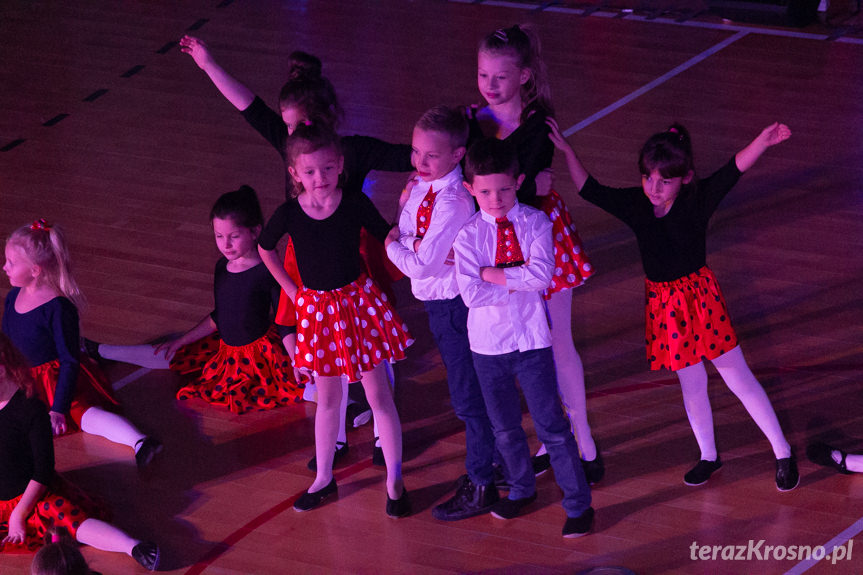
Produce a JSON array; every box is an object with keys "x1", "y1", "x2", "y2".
[
  {"x1": 645, "y1": 266, "x2": 738, "y2": 371},
  {"x1": 31, "y1": 357, "x2": 120, "y2": 433},
  {"x1": 534, "y1": 189, "x2": 595, "y2": 298},
  {"x1": 169, "y1": 326, "x2": 304, "y2": 414},
  {"x1": 0, "y1": 475, "x2": 105, "y2": 553},
  {"x1": 294, "y1": 274, "x2": 413, "y2": 381},
  {"x1": 275, "y1": 230, "x2": 405, "y2": 326}
]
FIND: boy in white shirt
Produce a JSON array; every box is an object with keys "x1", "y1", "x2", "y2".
[
  {"x1": 453, "y1": 138, "x2": 594, "y2": 537},
  {"x1": 386, "y1": 106, "x2": 499, "y2": 520}
]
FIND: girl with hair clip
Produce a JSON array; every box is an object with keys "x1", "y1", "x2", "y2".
[
  {"x1": 85, "y1": 186, "x2": 304, "y2": 414},
  {"x1": 2, "y1": 221, "x2": 161, "y2": 470},
  {"x1": 30, "y1": 528, "x2": 97, "y2": 575},
  {"x1": 258, "y1": 122, "x2": 414, "y2": 517},
  {"x1": 0, "y1": 334, "x2": 159, "y2": 570},
  {"x1": 180, "y1": 35, "x2": 411, "y2": 465},
  {"x1": 547, "y1": 117, "x2": 798, "y2": 490},
  {"x1": 466, "y1": 24, "x2": 602, "y2": 483}
]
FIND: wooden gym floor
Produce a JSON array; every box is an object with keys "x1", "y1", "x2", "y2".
[{"x1": 1, "y1": 1, "x2": 862, "y2": 573}]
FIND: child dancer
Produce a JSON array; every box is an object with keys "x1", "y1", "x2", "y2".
[
  {"x1": 0, "y1": 333, "x2": 159, "y2": 570},
  {"x1": 385, "y1": 106, "x2": 498, "y2": 520},
  {"x1": 87, "y1": 186, "x2": 304, "y2": 414},
  {"x1": 258, "y1": 123, "x2": 413, "y2": 516},
  {"x1": 453, "y1": 138, "x2": 593, "y2": 537},
  {"x1": 548, "y1": 117, "x2": 798, "y2": 490},
  {"x1": 181, "y1": 36, "x2": 411, "y2": 462},
  {"x1": 2, "y1": 221, "x2": 161, "y2": 469},
  {"x1": 30, "y1": 528, "x2": 94, "y2": 575},
  {"x1": 467, "y1": 25, "x2": 602, "y2": 482}
]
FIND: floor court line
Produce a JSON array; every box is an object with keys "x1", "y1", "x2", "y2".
[
  {"x1": 564, "y1": 30, "x2": 748, "y2": 135},
  {"x1": 784, "y1": 516, "x2": 863, "y2": 573},
  {"x1": 452, "y1": 0, "x2": 863, "y2": 44}
]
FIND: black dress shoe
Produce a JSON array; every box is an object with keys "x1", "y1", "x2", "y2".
[
  {"x1": 135, "y1": 437, "x2": 163, "y2": 470},
  {"x1": 562, "y1": 507, "x2": 595, "y2": 538},
  {"x1": 432, "y1": 476, "x2": 499, "y2": 521},
  {"x1": 807, "y1": 442, "x2": 853, "y2": 475},
  {"x1": 582, "y1": 449, "x2": 605, "y2": 485},
  {"x1": 490, "y1": 493, "x2": 537, "y2": 519},
  {"x1": 307, "y1": 441, "x2": 349, "y2": 472},
  {"x1": 532, "y1": 452, "x2": 551, "y2": 476},
  {"x1": 294, "y1": 478, "x2": 338, "y2": 512},
  {"x1": 131, "y1": 541, "x2": 160, "y2": 571},
  {"x1": 386, "y1": 487, "x2": 412, "y2": 518}
]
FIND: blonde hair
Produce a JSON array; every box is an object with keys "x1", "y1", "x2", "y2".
[{"x1": 7, "y1": 221, "x2": 85, "y2": 310}]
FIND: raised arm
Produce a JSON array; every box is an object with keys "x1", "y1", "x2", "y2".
[
  {"x1": 547, "y1": 117, "x2": 590, "y2": 192},
  {"x1": 179, "y1": 35, "x2": 254, "y2": 111},
  {"x1": 734, "y1": 122, "x2": 791, "y2": 173}
]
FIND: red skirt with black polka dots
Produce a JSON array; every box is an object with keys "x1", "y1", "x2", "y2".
[
  {"x1": 0, "y1": 475, "x2": 105, "y2": 553},
  {"x1": 294, "y1": 274, "x2": 413, "y2": 381},
  {"x1": 31, "y1": 357, "x2": 120, "y2": 434},
  {"x1": 645, "y1": 267, "x2": 738, "y2": 371},
  {"x1": 533, "y1": 189, "x2": 595, "y2": 298},
  {"x1": 169, "y1": 326, "x2": 304, "y2": 414}
]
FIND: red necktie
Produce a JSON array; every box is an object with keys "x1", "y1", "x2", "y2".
[
  {"x1": 415, "y1": 185, "x2": 437, "y2": 239},
  {"x1": 494, "y1": 216, "x2": 525, "y2": 268}
]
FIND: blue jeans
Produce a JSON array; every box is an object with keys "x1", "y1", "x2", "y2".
[
  {"x1": 425, "y1": 296, "x2": 495, "y2": 486},
  {"x1": 472, "y1": 347, "x2": 591, "y2": 517}
]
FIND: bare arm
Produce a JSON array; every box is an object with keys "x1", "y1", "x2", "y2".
[
  {"x1": 735, "y1": 122, "x2": 791, "y2": 173},
  {"x1": 259, "y1": 246, "x2": 299, "y2": 302},
  {"x1": 154, "y1": 315, "x2": 217, "y2": 360},
  {"x1": 3, "y1": 480, "x2": 48, "y2": 544},
  {"x1": 547, "y1": 118, "x2": 590, "y2": 191},
  {"x1": 179, "y1": 35, "x2": 254, "y2": 111}
]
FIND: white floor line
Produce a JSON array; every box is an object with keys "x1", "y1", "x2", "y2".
[
  {"x1": 784, "y1": 516, "x2": 863, "y2": 573},
  {"x1": 564, "y1": 30, "x2": 748, "y2": 135},
  {"x1": 449, "y1": 0, "x2": 862, "y2": 44},
  {"x1": 112, "y1": 366, "x2": 152, "y2": 390}
]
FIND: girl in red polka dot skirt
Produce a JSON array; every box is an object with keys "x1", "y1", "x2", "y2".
[
  {"x1": 258, "y1": 123, "x2": 414, "y2": 517},
  {"x1": 549, "y1": 118, "x2": 800, "y2": 492},
  {"x1": 0, "y1": 334, "x2": 159, "y2": 570},
  {"x1": 89, "y1": 186, "x2": 305, "y2": 414}
]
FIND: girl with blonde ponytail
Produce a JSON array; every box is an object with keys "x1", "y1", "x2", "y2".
[{"x1": 2, "y1": 220, "x2": 161, "y2": 470}]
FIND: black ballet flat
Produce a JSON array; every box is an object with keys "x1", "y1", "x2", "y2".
[
  {"x1": 294, "y1": 478, "x2": 338, "y2": 512},
  {"x1": 135, "y1": 437, "x2": 163, "y2": 470},
  {"x1": 386, "y1": 487, "x2": 411, "y2": 518},
  {"x1": 131, "y1": 541, "x2": 160, "y2": 571},
  {"x1": 807, "y1": 442, "x2": 853, "y2": 475}
]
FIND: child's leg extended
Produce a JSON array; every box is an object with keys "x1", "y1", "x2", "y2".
[
  {"x1": 676, "y1": 362, "x2": 718, "y2": 461},
  {"x1": 309, "y1": 375, "x2": 343, "y2": 491},
  {"x1": 97, "y1": 344, "x2": 171, "y2": 369},
  {"x1": 426, "y1": 297, "x2": 495, "y2": 485},
  {"x1": 79, "y1": 406, "x2": 146, "y2": 449},
  {"x1": 515, "y1": 347, "x2": 590, "y2": 517},
  {"x1": 547, "y1": 289, "x2": 596, "y2": 460},
  {"x1": 472, "y1": 351, "x2": 535, "y2": 500},
  {"x1": 712, "y1": 346, "x2": 791, "y2": 459},
  {"x1": 359, "y1": 362, "x2": 403, "y2": 499}
]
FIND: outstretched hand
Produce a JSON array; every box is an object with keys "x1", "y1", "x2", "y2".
[
  {"x1": 756, "y1": 122, "x2": 792, "y2": 147},
  {"x1": 179, "y1": 35, "x2": 213, "y2": 70},
  {"x1": 546, "y1": 117, "x2": 572, "y2": 153},
  {"x1": 153, "y1": 337, "x2": 183, "y2": 362}
]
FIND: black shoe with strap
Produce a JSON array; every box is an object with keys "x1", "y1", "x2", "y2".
[
  {"x1": 776, "y1": 452, "x2": 800, "y2": 492},
  {"x1": 807, "y1": 442, "x2": 853, "y2": 475},
  {"x1": 132, "y1": 541, "x2": 160, "y2": 571}
]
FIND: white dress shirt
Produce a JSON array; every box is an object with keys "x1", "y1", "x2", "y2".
[
  {"x1": 386, "y1": 165, "x2": 475, "y2": 301},
  {"x1": 453, "y1": 202, "x2": 554, "y2": 355}
]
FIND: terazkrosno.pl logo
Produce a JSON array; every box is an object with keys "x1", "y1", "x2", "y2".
[{"x1": 690, "y1": 540, "x2": 853, "y2": 565}]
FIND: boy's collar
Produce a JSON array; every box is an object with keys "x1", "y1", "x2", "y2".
[
  {"x1": 417, "y1": 164, "x2": 464, "y2": 191},
  {"x1": 479, "y1": 202, "x2": 521, "y2": 224}
]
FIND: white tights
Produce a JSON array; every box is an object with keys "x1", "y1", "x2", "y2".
[
  {"x1": 677, "y1": 345, "x2": 791, "y2": 461},
  {"x1": 75, "y1": 518, "x2": 138, "y2": 555},
  {"x1": 309, "y1": 362, "x2": 403, "y2": 498},
  {"x1": 80, "y1": 407, "x2": 146, "y2": 450}
]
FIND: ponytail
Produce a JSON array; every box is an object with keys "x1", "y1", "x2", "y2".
[{"x1": 7, "y1": 221, "x2": 85, "y2": 311}]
